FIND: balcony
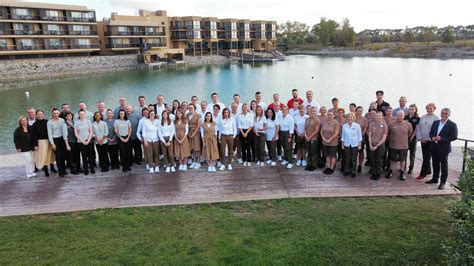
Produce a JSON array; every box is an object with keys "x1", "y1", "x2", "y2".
[
  {"x1": 5, "y1": 14, "x2": 96, "y2": 23},
  {"x1": 70, "y1": 44, "x2": 99, "y2": 49},
  {"x1": 0, "y1": 45, "x2": 14, "y2": 51},
  {"x1": 106, "y1": 43, "x2": 140, "y2": 49},
  {"x1": 1, "y1": 29, "x2": 98, "y2": 36},
  {"x1": 70, "y1": 30, "x2": 97, "y2": 36}
]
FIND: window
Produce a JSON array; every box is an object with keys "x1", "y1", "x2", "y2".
[
  {"x1": 72, "y1": 25, "x2": 90, "y2": 34},
  {"x1": 231, "y1": 31, "x2": 237, "y2": 39},
  {"x1": 73, "y1": 39, "x2": 91, "y2": 48},
  {"x1": 19, "y1": 39, "x2": 34, "y2": 47},
  {"x1": 47, "y1": 24, "x2": 60, "y2": 33},
  {"x1": 117, "y1": 26, "x2": 127, "y2": 33},
  {"x1": 194, "y1": 30, "x2": 201, "y2": 39},
  {"x1": 70, "y1": 12, "x2": 82, "y2": 18},
  {"x1": 261, "y1": 24, "x2": 265, "y2": 31},
  {"x1": 45, "y1": 10, "x2": 59, "y2": 17},
  {"x1": 193, "y1": 21, "x2": 200, "y2": 29},
  {"x1": 231, "y1": 23, "x2": 237, "y2": 30},
  {"x1": 14, "y1": 9, "x2": 29, "y2": 16},
  {"x1": 245, "y1": 23, "x2": 250, "y2": 30},
  {"x1": 48, "y1": 39, "x2": 62, "y2": 48},
  {"x1": 0, "y1": 39, "x2": 7, "y2": 47},
  {"x1": 211, "y1": 30, "x2": 217, "y2": 39},
  {"x1": 210, "y1": 21, "x2": 217, "y2": 30},
  {"x1": 146, "y1": 27, "x2": 155, "y2": 34}
]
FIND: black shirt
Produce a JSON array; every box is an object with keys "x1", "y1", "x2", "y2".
[
  {"x1": 31, "y1": 119, "x2": 49, "y2": 147},
  {"x1": 404, "y1": 115, "x2": 420, "y2": 131},
  {"x1": 14, "y1": 126, "x2": 33, "y2": 152},
  {"x1": 376, "y1": 101, "x2": 391, "y2": 115}
]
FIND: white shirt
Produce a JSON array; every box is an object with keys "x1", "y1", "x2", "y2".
[
  {"x1": 437, "y1": 119, "x2": 447, "y2": 136},
  {"x1": 280, "y1": 115, "x2": 295, "y2": 132},
  {"x1": 155, "y1": 104, "x2": 166, "y2": 118},
  {"x1": 136, "y1": 117, "x2": 147, "y2": 140},
  {"x1": 218, "y1": 117, "x2": 237, "y2": 138},
  {"x1": 206, "y1": 102, "x2": 225, "y2": 114},
  {"x1": 200, "y1": 122, "x2": 218, "y2": 137},
  {"x1": 198, "y1": 108, "x2": 208, "y2": 118},
  {"x1": 159, "y1": 122, "x2": 175, "y2": 142},
  {"x1": 303, "y1": 99, "x2": 321, "y2": 114},
  {"x1": 275, "y1": 110, "x2": 283, "y2": 121},
  {"x1": 230, "y1": 102, "x2": 243, "y2": 115},
  {"x1": 28, "y1": 118, "x2": 36, "y2": 126},
  {"x1": 238, "y1": 113, "x2": 254, "y2": 129},
  {"x1": 341, "y1": 122, "x2": 363, "y2": 147},
  {"x1": 212, "y1": 113, "x2": 222, "y2": 125},
  {"x1": 266, "y1": 118, "x2": 280, "y2": 141},
  {"x1": 256, "y1": 101, "x2": 267, "y2": 111},
  {"x1": 289, "y1": 108, "x2": 299, "y2": 118},
  {"x1": 142, "y1": 119, "x2": 160, "y2": 142},
  {"x1": 294, "y1": 114, "x2": 309, "y2": 135},
  {"x1": 254, "y1": 116, "x2": 267, "y2": 133},
  {"x1": 231, "y1": 112, "x2": 240, "y2": 135}
]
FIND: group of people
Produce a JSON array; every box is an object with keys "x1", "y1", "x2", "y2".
[{"x1": 14, "y1": 89, "x2": 458, "y2": 189}]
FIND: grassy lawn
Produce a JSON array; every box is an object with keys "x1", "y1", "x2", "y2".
[{"x1": 0, "y1": 196, "x2": 454, "y2": 264}]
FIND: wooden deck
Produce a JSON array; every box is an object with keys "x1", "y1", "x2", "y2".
[{"x1": 0, "y1": 159, "x2": 460, "y2": 217}]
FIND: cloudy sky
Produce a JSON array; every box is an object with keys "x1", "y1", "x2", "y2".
[{"x1": 25, "y1": 0, "x2": 473, "y2": 31}]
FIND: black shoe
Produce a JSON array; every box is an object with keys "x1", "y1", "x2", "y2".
[
  {"x1": 385, "y1": 170, "x2": 392, "y2": 179},
  {"x1": 309, "y1": 166, "x2": 316, "y2": 172},
  {"x1": 59, "y1": 173, "x2": 65, "y2": 177},
  {"x1": 304, "y1": 166, "x2": 311, "y2": 171},
  {"x1": 90, "y1": 167, "x2": 95, "y2": 174},
  {"x1": 425, "y1": 179, "x2": 438, "y2": 184},
  {"x1": 71, "y1": 170, "x2": 79, "y2": 175},
  {"x1": 364, "y1": 161, "x2": 370, "y2": 166},
  {"x1": 135, "y1": 161, "x2": 142, "y2": 165},
  {"x1": 438, "y1": 183, "x2": 445, "y2": 189},
  {"x1": 122, "y1": 167, "x2": 127, "y2": 172},
  {"x1": 43, "y1": 166, "x2": 50, "y2": 177},
  {"x1": 408, "y1": 167, "x2": 413, "y2": 175},
  {"x1": 77, "y1": 168, "x2": 84, "y2": 173},
  {"x1": 323, "y1": 168, "x2": 330, "y2": 174},
  {"x1": 34, "y1": 167, "x2": 39, "y2": 173},
  {"x1": 351, "y1": 173, "x2": 356, "y2": 178},
  {"x1": 357, "y1": 165, "x2": 362, "y2": 173},
  {"x1": 399, "y1": 172, "x2": 406, "y2": 181},
  {"x1": 340, "y1": 167, "x2": 346, "y2": 173},
  {"x1": 343, "y1": 171, "x2": 350, "y2": 176},
  {"x1": 84, "y1": 170, "x2": 89, "y2": 176},
  {"x1": 328, "y1": 168, "x2": 334, "y2": 175},
  {"x1": 50, "y1": 165, "x2": 57, "y2": 173},
  {"x1": 102, "y1": 168, "x2": 109, "y2": 172}
]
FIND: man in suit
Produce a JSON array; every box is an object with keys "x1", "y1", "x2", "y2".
[{"x1": 425, "y1": 108, "x2": 458, "y2": 189}]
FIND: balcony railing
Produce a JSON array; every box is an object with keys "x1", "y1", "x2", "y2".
[
  {"x1": 0, "y1": 45, "x2": 15, "y2": 51},
  {"x1": 0, "y1": 43, "x2": 99, "y2": 51},
  {"x1": 70, "y1": 44, "x2": 99, "y2": 49},
  {"x1": 5, "y1": 14, "x2": 96, "y2": 23},
  {"x1": 107, "y1": 43, "x2": 140, "y2": 48}
]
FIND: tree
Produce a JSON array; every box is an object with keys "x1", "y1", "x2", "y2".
[
  {"x1": 277, "y1": 21, "x2": 309, "y2": 46},
  {"x1": 418, "y1": 26, "x2": 437, "y2": 44},
  {"x1": 403, "y1": 27, "x2": 415, "y2": 43},
  {"x1": 311, "y1": 18, "x2": 339, "y2": 46},
  {"x1": 340, "y1": 18, "x2": 356, "y2": 47},
  {"x1": 441, "y1": 27, "x2": 455, "y2": 43}
]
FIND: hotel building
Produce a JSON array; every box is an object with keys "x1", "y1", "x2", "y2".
[{"x1": 0, "y1": 0, "x2": 100, "y2": 59}]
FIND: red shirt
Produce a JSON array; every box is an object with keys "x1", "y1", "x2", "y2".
[
  {"x1": 287, "y1": 98, "x2": 304, "y2": 109},
  {"x1": 268, "y1": 102, "x2": 284, "y2": 110}
]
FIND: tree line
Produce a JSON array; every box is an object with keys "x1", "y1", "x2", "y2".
[{"x1": 277, "y1": 18, "x2": 474, "y2": 47}]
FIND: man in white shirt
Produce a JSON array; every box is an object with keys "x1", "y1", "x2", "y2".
[
  {"x1": 134, "y1": 96, "x2": 147, "y2": 115},
  {"x1": 27, "y1": 107, "x2": 36, "y2": 126},
  {"x1": 255, "y1": 91, "x2": 267, "y2": 111},
  {"x1": 341, "y1": 113, "x2": 362, "y2": 177},
  {"x1": 303, "y1": 90, "x2": 321, "y2": 115},
  {"x1": 230, "y1": 94, "x2": 244, "y2": 115},
  {"x1": 207, "y1": 92, "x2": 225, "y2": 113},
  {"x1": 392, "y1": 96, "x2": 409, "y2": 117}
]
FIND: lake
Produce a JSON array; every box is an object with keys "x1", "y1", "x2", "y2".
[{"x1": 1, "y1": 55, "x2": 472, "y2": 154}]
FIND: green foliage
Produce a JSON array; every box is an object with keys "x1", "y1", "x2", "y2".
[
  {"x1": 441, "y1": 27, "x2": 456, "y2": 43},
  {"x1": 0, "y1": 197, "x2": 454, "y2": 264},
  {"x1": 403, "y1": 27, "x2": 416, "y2": 43},
  {"x1": 277, "y1": 21, "x2": 309, "y2": 46},
  {"x1": 443, "y1": 156, "x2": 474, "y2": 265},
  {"x1": 311, "y1": 17, "x2": 339, "y2": 46}
]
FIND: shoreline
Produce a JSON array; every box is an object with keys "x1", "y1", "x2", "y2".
[{"x1": 285, "y1": 47, "x2": 474, "y2": 59}]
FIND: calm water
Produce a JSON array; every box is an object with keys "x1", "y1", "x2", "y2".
[{"x1": 1, "y1": 55, "x2": 473, "y2": 154}]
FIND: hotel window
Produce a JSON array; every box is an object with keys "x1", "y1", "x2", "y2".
[
  {"x1": 245, "y1": 31, "x2": 250, "y2": 39},
  {"x1": 193, "y1": 21, "x2": 200, "y2": 29},
  {"x1": 48, "y1": 39, "x2": 62, "y2": 48},
  {"x1": 0, "y1": 39, "x2": 7, "y2": 47},
  {"x1": 231, "y1": 31, "x2": 237, "y2": 39},
  {"x1": 117, "y1": 26, "x2": 128, "y2": 34},
  {"x1": 261, "y1": 24, "x2": 265, "y2": 31},
  {"x1": 47, "y1": 24, "x2": 60, "y2": 34},
  {"x1": 231, "y1": 23, "x2": 237, "y2": 30},
  {"x1": 19, "y1": 39, "x2": 34, "y2": 49},
  {"x1": 72, "y1": 25, "x2": 90, "y2": 34},
  {"x1": 13, "y1": 8, "x2": 31, "y2": 19},
  {"x1": 45, "y1": 10, "x2": 59, "y2": 18},
  {"x1": 210, "y1": 21, "x2": 217, "y2": 30},
  {"x1": 73, "y1": 39, "x2": 91, "y2": 47},
  {"x1": 211, "y1": 30, "x2": 217, "y2": 39},
  {"x1": 14, "y1": 24, "x2": 33, "y2": 34},
  {"x1": 146, "y1": 27, "x2": 155, "y2": 34}
]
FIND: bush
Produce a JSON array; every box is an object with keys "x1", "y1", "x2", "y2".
[{"x1": 443, "y1": 155, "x2": 474, "y2": 265}]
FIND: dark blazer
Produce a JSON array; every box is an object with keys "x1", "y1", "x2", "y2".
[
  {"x1": 14, "y1": 126, "x2": 33, "y2": 152},
  {"x1": 429, "y1": 119, "x2": 458, "y2": 154}
]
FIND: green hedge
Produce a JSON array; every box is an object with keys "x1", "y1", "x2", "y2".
[{"x1": 443, "y1": 156, "x2": 474, "y2": 265}]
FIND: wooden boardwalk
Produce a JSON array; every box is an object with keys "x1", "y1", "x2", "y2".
[{"x1": 0, "y1": 159, "x2": 460, "y2": 217}]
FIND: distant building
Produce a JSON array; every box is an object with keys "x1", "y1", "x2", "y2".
[{"x1": 0, "y1": 0, "x2": 100, "y2": 59}]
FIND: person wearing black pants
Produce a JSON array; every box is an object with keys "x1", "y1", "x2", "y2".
[
  {"x1": 74, "y1": 110, "x2": 95, "y2": 175},
  {"x1": 63, "y1": 112, "x2": 79, "y2": 174},
  {"x1": 47, "y1": 108, "x2": 68, "y2": 177},
  {"x1": 105, "y1": 109, "x2": 119, "y2": 170},
  {"x1": 416, "y1": 103, "x2": 438, "y2": 180},
  {"x1": 93, "y1": 112, "x2": 110, "y2": 172},
  {"x1": 426, "y1": 108, "x2": 458, "y2": 189},
  {"x1": 126, "y1": 106, "x2": 142, "y2": 165},
  {"x1": 114, "y1": 110, "x2": 132, "y2": 172},
  {"x1": 238, "y1": 104, "x2": 254, "y2": 166}
]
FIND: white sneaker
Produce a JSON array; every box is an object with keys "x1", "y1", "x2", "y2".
[
  {"x1": 281, "y1": 160, "x2": 288, "y2": 165},
  {"x1": 260, "y1": 162, "x2": 265, "y2": 167},
  {"x1": 266, "y1": 159, "x2": 272, "y2": 164},
  {"x1": 212, "y1": 166, "x2": 217, "y2": 172},
  {"x1": 146, "y1": 164, "x2": 150, "y2": 170},
  {"x1": 26, "y1": 173, "x2": 33, "y2": 178},
  {"x1": 296, "y1": 160, "x2": 302, "y2": 166},
  {"x1": 293, "y1": 154, "x2": 297, "y2": 159},
  {"x1": 190, "y1": 162, "x2": 196, "y2": 169},
  {"x1": 154, "y1": 166, "x2": 160, "y2": 173},
  {"x1": 30, "y1": 172, "x2": 37, "y2": 177},
  {"x1": 277, "y1": 155, "x2": 282, "y2": 161},
  {"x1": 247, "y1": 162, "x2": 251, "y2": 167},
  {"x1": 256, "y1": 161, "x2": 261, "y2": 166},
  {"x1": 194, "y1": 163, "x2": 201, "y2": 169},
  {"x1": 302, "y1": 160, "x2": 307, "y2": 167},
  {"x1": 243, "y1": 162, "x2": 247, "y2": 166},
  {"x1": 219, "y1": 165, "x2": 225, "y2": 171},
  {"x1": 217, "y1": 161, "x2": 222, "y2": 168},
  {"x1": 271, "y1": 162, "x2": 277, "y2": 166},
  {"x1": 180, "y1": 165, "x2": 184, "y2": 171},
  {"x1": 208, "y1": 166, "x2": 212, "y2": 172},
  {"x1": 188, "y1": 158, "x2": 193, "y2": 165},
  {"x1": 165, "y1": 167, "x2": 171, "y2": 173},
  {"x1": 183, "y1": 165, "x2": 188, "y2": 171},
  {"x1": 228, "y1": 164, "x2": 233, "y2": 170},
  {"x1": 149, "y1": 168, "x2": 155, "y2": 174},
  {"x1": 287, "y1": 163, "x2": 293, "y2": 169},
  {"x1": 237, "y1": 158, "x2": 243, "y2": 164},
  {"x1": 171, "y1": 166, "x2": 176, "y2": 172}
]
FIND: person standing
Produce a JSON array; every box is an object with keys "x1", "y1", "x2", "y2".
[
  {"x1": 295, "y1": 105, "x2": 309, "y2": 167},
  {"x1": 64, "y1": 112, "x2": 79, "y2": 175},
  {"x1": 238, "y1": 103, "x2": 254, "y2": 167},
  {"x1": 74, "y1": 110, "x2": 95, "y2": 175},
  {"x1": 341, "y1": 113, "x2": 363, "y2": 177},
  {"x1": 92, "y1": 112, "x2": 110, "y2": 172},
  {"x1": 386, "y1": 111, "x2": 413, "y2": 180},
  {"x1": 142, "y1": 110, "x2": 161, "y2": 173},
  {"x1": 404, "y1": 104, "x2": 420, "y2": 174},
  {"x1": 174, "y1": 110, "x2": 191, "y2": 171},
  {"x1": 230, "y1": 102, "x2": 243, "y2": 164},
  {"x1": 154, "y1": 95, "x2": 167, "y2": 116},
  {"x1": 425, "y1": 108, "x2": 458, "y2": 189},
  {"x1": 255, "y1": 91, "x2": 268, "y2": 111},
  {"x1": 14, "y1": 116, "x2": 36, "y2": 178},
  {"x1": 253, "y1": 106, "x2": 268, "y2": 166},
  {"x1": 134, "y1": 96, "x2": 147, "y2": 115},
  {"x1": 159, "y1": 111, "x2": 176, "y2": 173},
  {"x1": 74, "y1": 102, "x2": 94, "y2": 121},
  {"x1": 126, "y1": 105, "x2": 142, "y2": 165},
  {"x1": 114, "y1": 97, "x2": 128, "y2": 118},
  {"x1": 280, "y1": 106, "x2": 295, "y2": 169},
  {"x1": 207, "y1": 92, "x2": 225, "y2": 113},
  {"x1": 47, "y1": 108, "x2": 68, "y2": 177},
  {"x1": 268, "y1": 93, "x2": 284, "y2": 110},
  {"x1": 27, "y1": 107, "x2": 36, "y2": 126},
  {"x1": 31, "y1": 110, "x2": 56, "y2": 177},
  {"x1": 321, "y1": 111, "x2": 340, "y2": 174},
  {"x1": 265, "y1": 108, "x2": 280, "y2": 167},
  {"x1": 393, "y1": 96, "x2": 409, "y2": 117},
  {"x1": 355, "y1": 106, "x2": 368, "y2": 173},
  {"x1": 303, "y1": 90, "x2": 321, "y2": 114},
  {"x1": 415, "y1": 103, "x2": 439, "y2": 181},
  {"x1": 304, "y1": 106, "x2": 320, "y2": 171},
  {"x1": 368, "y1": 112, "x2": 388, "y2": 180},
  {"x1": 105, "y1": 109, "x2": 119, "y2": 170},
  {"x1": 287, "y1": 89, "x2": 304, "y2": 109},
  {"x1": 374, "y1": 90, "x2": 391, "y2": 115},
  {"x1": 187, "y1": 104, "x2": 202, "y2": 170},
  {"x1": 114, "y1": 110, "x2": 132, "y2": 172},
  {"x1": 201, "y1": 112, "x2": 219, "y2": 172},
  {"x1": 317, "y1": 106, "x2": 329, "y2": 168},
  {"x1": 218, "y1": 108, "x2": 237, "y2": 171}
]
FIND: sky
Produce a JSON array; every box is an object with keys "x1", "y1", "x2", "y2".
[{"x1": 23, "y1": 0, "x2": 474, "y2": 31}]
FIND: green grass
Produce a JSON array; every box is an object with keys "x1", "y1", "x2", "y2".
[{"x1": 0, "y1": 197, "x2": 455, "y2": 265}]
